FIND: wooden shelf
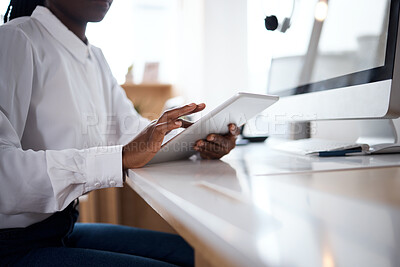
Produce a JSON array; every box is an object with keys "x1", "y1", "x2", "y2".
[{"x1": 121, "y1": 83, "x2": 173, "y2": 120}]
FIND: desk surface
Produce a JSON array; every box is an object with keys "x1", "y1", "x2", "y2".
[{"x1": 127, "y1": 143, "x2": 400, "y2": 267}]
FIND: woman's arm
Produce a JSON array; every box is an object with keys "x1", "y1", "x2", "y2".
[{"x1": 0, "y1": 25, "x2": 124, "y2": 215}]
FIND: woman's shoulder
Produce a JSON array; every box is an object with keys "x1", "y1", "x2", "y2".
[{"x1": 0, "y1": 16, "x2": 40, "y2": 45}]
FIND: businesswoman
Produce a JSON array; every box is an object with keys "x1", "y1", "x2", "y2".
[{"x1": 0, "y1": 0, "x2": 240, "y2": 266}]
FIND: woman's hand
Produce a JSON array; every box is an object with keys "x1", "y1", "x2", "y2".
[
  {"x1": 194, "y1": 123, "x2": 240, "y2": 159},
  {"x1": 122, "y1": 103, "x2": 205, "y2": 169}
]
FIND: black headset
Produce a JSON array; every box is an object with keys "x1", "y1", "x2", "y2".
[{"x1": 264, "y1": 0, "x2": 296, "y2": 33}]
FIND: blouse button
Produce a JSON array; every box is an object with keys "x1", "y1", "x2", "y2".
[
  {"x1": 94, "y1": 182, "x2": 101, "y2": 188},
  {"x1": 109, "y1": 180, "x2": 117, "y2": 187}
]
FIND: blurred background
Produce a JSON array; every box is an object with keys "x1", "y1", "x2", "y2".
[
  {"x1": 0, "y1": 0, "x2": 271, "y2": 111},
  {"x1": 1, "y1": 0, "x2": 389, "y2": 230},
  {"x1": 0, "y1": 0, "x2": 262, "y2": 231}
]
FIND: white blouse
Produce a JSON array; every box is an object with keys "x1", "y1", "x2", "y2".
[{"x1": 0, "y1": 6, "x2": 150, "y2": 228}]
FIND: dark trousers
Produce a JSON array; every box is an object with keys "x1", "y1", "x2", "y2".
[{"x1": 0, "y1": 202, "x2": 194, "y2": 266}]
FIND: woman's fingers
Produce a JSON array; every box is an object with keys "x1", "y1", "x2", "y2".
[
  {"x1": 205, "y1": 124, "x2": 239, "y2": 150},
  {"x1": 122, "y1": 119, "x2": 183, "y2": 169},
  {"x1": 122, "y1": 103, "x2": 207, "y2": 169},
  {"x1": 194, "y1": 140, "x2": 226, "y2": 158},
  {"x1": 192, "y1": 103, "x2": 206, "y2": 113},
  {"x1": 158, "y1": 103, "x2": 196, "y2": 124},
  {"x1": 195, "y1": 145, "x2": 223, "y2": 159},
  {"x1": 194, "y1": 124, "x2": 240, "y2": 160},
  {"x1": 178, "y1": 119, "x2": 194, "y2": 128},
  {"x1": 152, "y1": 120, "x2": 182, "y2": 139},
  {"x1": 206, "y1": 134, "x2": 232, "y2": 150},
  {"x1": 227, "y1": 124, "x2": 241, "y2": 138},
  {"x1": 158, "y1": 103, "x2": 204, "y2": 123},
  {"x1": 158, "y1": 103, "x2": 206, "y2": 124}
]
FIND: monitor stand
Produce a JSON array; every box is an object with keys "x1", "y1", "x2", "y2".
[{"x1": 357, "y1": 119, "x2": 400, "y2": 154}]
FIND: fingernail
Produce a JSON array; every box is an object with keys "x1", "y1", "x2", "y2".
[
  {"x1": 207, "y1": 135, "x2": 214, "y2": 141},
  {"x1": 198, "y1": 141, "x2": 204, "y2": 146},
  {"x1": 175, "y1": 121, "x2": 182, "y2": 126},
  {"x1": 194, "y1": 146, "x2": 199, "y2": 151},
  {"x1": 188, "y1": 103, "x2": 196, "y2": 107}
]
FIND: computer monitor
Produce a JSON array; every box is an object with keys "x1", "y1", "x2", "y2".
[{"x1": 263, "y1": 0, "x2": 400, "y2": 152}]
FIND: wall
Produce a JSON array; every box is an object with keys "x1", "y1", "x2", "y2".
[
  {"x1": 203, "y1": 0, "x2": 248, "y2": 109},
  {"x1": 175, "y1": 0, "x2": 205, "y2": 103},
  {"x1": 176, "y1": 0, "x2": 249, "y2": 111}
]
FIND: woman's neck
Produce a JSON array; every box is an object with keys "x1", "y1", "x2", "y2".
[{"x1": 45, "y1": 5, "x2": 88, "y2": 44}]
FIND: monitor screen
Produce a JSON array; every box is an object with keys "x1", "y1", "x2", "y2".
[{"x1": 268, "y1": 0, "x2": 396, "y2": 96}]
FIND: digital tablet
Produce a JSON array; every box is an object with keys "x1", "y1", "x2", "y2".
[{"x1": 148, "y1": 92, "x2": 279, "y2": 164}]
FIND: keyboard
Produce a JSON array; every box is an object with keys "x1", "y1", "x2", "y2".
[{"x1": 272, "y1": 138, "x2": 370, "y2": 156}]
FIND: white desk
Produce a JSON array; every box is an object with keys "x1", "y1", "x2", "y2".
[{"x1": 127, "y1": 143, "x2": 400, "y2": 267}]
